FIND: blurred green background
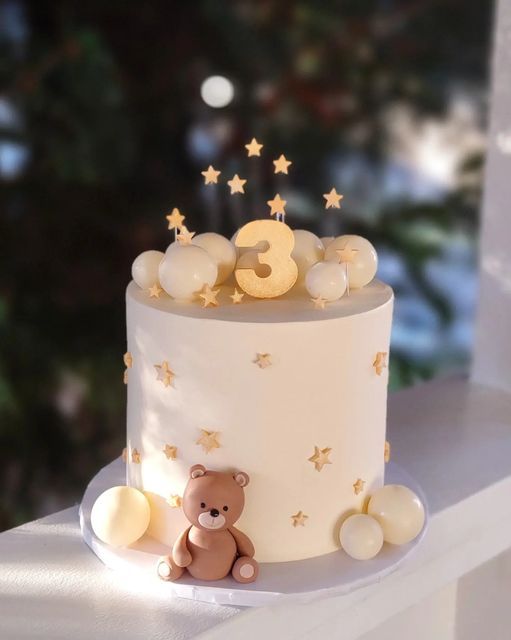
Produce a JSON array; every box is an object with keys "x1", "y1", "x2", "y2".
[{"x1": 0, "y1": 0, "x2": 491, "y2": 529}]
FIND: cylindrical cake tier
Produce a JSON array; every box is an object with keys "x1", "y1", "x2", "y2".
[{"x1": 125, "y1": 280, "x2": 393, "y2": 563}]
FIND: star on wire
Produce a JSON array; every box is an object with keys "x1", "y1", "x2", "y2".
[
  {"x1": 154, "y1": 361, "x2": 175, "y2": 387},
  {"x1": 199, "y1": 284, "x2": 220, "y2": 307},
  {"x1": 267, "y1": 193, "x2": 287, "y2": 217},
  {"x1": 201, "y1": 165, "x2": 221, "y2": 185},
  {"x1": 176, "y1": 225, "x2": 196, "y2": 245},
  {"x1": 323, "y1": 188, "x2": 344, "y2": 209},
  {"x1": 273, "y1": 154, "x2": 292, "y2": 174},
  {"x1": 167, "y1": 495, "x2": 182, "y2": 508},
  {"x1": 336, "y1": 245, "x2": 358, "y2": 264},
  {"x1": 245, "y1": 138, "x2": 263, "y2": 157},
  {"x1": 227, "y1": 174, "x2": 247, "y2": 194},
  {"x1": 308, "y1": 446, "x2": 333, "y2": 472},
  {"x1": 166, "y1": 208, "x2": 185, "y2": 230}
]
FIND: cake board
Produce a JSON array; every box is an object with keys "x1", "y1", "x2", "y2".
[{"x1": 79, "y1": 457, "x2": 428, "y2": 607}]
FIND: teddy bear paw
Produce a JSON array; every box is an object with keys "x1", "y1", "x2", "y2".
[
  {"x1": 232, "y1": 556, "x2": 259, "y2": 584},
  {"x1": 157, "y1": 555, "x2": 184, "y2": 582}
]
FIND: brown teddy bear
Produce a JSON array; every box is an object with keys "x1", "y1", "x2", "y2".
[{"x1": 157, "y1": 464, "x2": 259, "y2": 583}]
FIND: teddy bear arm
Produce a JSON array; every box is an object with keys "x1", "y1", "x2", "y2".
[
  {"x1": 172, "y1": 526, "x2": 193, "y2": 568},
  {"x1": 228, "y1": 526, "x2": 255, "y2": 558}
]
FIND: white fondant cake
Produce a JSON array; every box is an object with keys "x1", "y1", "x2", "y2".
[{"x1": 125, "y1": 279, "x2": 393, "y2": 563}]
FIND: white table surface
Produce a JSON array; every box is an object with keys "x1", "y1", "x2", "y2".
[{"x1": 2, "y1": 376, "x2": 511, "y2": 640}]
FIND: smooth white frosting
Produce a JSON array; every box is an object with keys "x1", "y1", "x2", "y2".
[{"x1": 125, "y1": 280, "x2": 393, "y2": 562}]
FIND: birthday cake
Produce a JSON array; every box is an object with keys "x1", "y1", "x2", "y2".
[{"x1": 86, "y1": 141, "x2": 425, "y2": 588}]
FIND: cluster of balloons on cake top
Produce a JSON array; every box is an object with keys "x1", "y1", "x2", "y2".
[{"x1": 131, "y1": 223, "x2": 378, "y2": 303}]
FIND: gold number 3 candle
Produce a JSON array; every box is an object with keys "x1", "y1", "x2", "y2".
[{"x1": 234, "y1": 220, "x2": 298, "y2": 298}]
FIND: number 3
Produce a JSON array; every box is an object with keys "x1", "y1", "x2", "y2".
[{"x1": 234, "y1": 220, "x2": 298, "y2": 298}]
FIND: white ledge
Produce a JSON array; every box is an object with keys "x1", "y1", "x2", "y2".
[{"x1": 1, "y1": 376, "x2": 511, "y2": 639}]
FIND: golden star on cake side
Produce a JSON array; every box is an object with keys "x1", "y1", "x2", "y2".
[
  {"x1": 273, "y1": 154, "x2": 292, "y2": 174},
  {"x1": 199, "y1": 284, "x2": 220, "y2": 307},
  {"x1": 384, "y1": 440, "x2": 391, "y2": 463},
  {"x1": 166, "y1": 207, "x2": 185, "y2": 230},
  {"x1": 336, "y1": 245, "x2": 359, "y2": 264},
  {"x1": 308, "y1": 446, "x2": 333, "y2": 472},
  {"x1": 196, "y1": 429, "x2": 221, "y2": 453},
  {"x1": 267, "y1": 193, "x2": 287, "y2": 217},
  {"x1": 373, "y1": 351, "x2": 388, "y2": 376},
  {"x1": 123, "y1": 369, "x2": 129, "y2": 384},
  {"x1": 311, "y1": 295, "x2": 327, "y2": 310},
  {"x1": 132, "y1": 448, "x2": 141, "y2": 464},
  {"x1": 154, "y1": 361, "x2": 175, "y2": 387},
  {"x1": 291, "y1": 510, "x2": 308, "y2": 527},
  {"x1": 163, "y1": 444, "x2": 178, "y2": 460},
  {"x1": 323, "y1": 188, "x2": 344, "y2": 209},
  {"x1": 176, "y1": 225, "x2": 196, "y2": 245},
  {"x1": 254, "y1": 353, "x2": 272, "y2": 369},
  {"x1": 230, "y1": 288, "x2": 244, "y2": 304},
  {"x1": 123, "y1": 352, "x2": 133, "y2": 368},
  {"x1": 201, "y1": 165, "x2": 221, "y2": 185},
  {"x1": 167, "y1": 495, "x2": 182, "y2": 508},
  {"x1": 353, "y1": 478, "x2": 365, "y2": 495},
  {"x1": 245, "y1": 137, "x2": 263, "y2": 157},
  {"x1": 227, "y1": 174, "x2": 247, "y2": 194},
  {"x1": 148, "y1": 283, "x2": 163, "y2": 298},
  {"x1": 122, "y1": 447, "x2": 128, "y2": 462}
]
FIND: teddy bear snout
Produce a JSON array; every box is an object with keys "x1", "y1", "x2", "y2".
[{"x1": 210, "y1": 508, "x2": 220, "y2": 517}]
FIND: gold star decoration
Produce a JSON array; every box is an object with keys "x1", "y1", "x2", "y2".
[
  {"x1": 384, "y1": 440, "x2": 391, "y2": 463},
  {"x1": 273, "y1": 154, "x2": 292, "y2": 174},
  {"x1": 353, "y1": 478, "x2": 365, "y2": 495},
  {"x1": 311, "y1": 295, "x2": 327, "y2": 310},
  {"x1": 254, "y1": 353, "x2": 272, "y2": 369},
  {"x1": 196, "y1": 429, "x2": 221, "y2": 454},
  {"x1": 245, "y1": 138, "x2": 263, "y2": 157},
  {"x1": 267, "y1": 193, "x2": 287, "y2": 217},
  {"x1": 163, "y1": 444, "x2": 178, "y2": 461},
  {"x1": 149, "y1": 283, "x2": 163, "y2": 298},
  {"x1": 201, "y1": 165, "x2": 221, "y2": 185},
  {"x1": 167, "y1": 495, "x2": 182, "y2": 508},
  {"x1": 230, "y1": 288, "x2": 244, "y2": 304},
  {"x1": 123, "y1": 352, "x2": 133, "y2": 368},
  {"x1": 166, "y1": 207, "x2": 185, "y2": 231},
  {"x1": 373, "y1": 352, "x2": 388, "y2": 376},
  {"x1": 227, "y1": 174, "x2": 247, "y2": 194},
  {"x1": 291, "y1": 511, "x2": 308, "y2": 527},
  {"x1": 199, "y1": 284, "x2": 220, "y2": 307},
  {"x1": 176, "y1": 225, "x2": 196, "y2": 245},
  {"x1": 336, "y1": 245, "x2": 359, "y2": 264},
  {"x1": 308, "y1": 446, "x2": 333, "y2": 472},
  {"x1": 132, "y1": 448, "x2": 141, "y2": 464},
  {"x1": 123, "y1": 369, "x2": 129, "y2": 385},
  {"x1": 122, "y1": 447, "x2": 128, "y2": 462},
  {"x1": 154, "y1": 361, "x2": 175, "y2": 387},
  {"x1": 323, "y1": 188, "x2": 344, "y2": 209}
]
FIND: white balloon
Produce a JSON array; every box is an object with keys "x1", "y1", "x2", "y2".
[
  {"x1": 324, "y1": 234, "x2": 378, "y2": 289},
  {"x1": 320, "y1": 236, "x2": 335, "y2": 249},
  {"x1": 291, "y1": 230, "x2": 324, "y2": 281},
  {"x1": 91, "y1": 486, "x2": 151, "y2": 548},
  {"x1": 159, "y1": 245, "x2": 217, "y2": 301},
  {"x1": 339, "y1": 514, "x2": 384, "y2": 560},
  {"x1": 192, "y1": 232, "x2": 237, "y2": 285},
  {"x1": 305, "y1": 261, "x2": 347, "y2": 301},
  {"x1": 368, "y1": 484, "x2": 425, "y2": 545},
  {"x1": 131, "y1": 250, "x2": 165, "y2": 290}
]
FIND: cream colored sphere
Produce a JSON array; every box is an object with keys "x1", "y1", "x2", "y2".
[
  {"x1": 368, "y1": 484, "x2": 425, "y2": 545},
  {"x1": 339, "y1": 514, "x2": 384, "y2": 560},
  {"x1": 159, "y1": 244, "x2": 217, "y2": 301},
  {"x1": 192, "y1": 232, "x2": 237, "y2": 285},
  {"x1": 291, "y1": 230, "x2": 324, "y2": 281},
  {"x1": 131, "y1": 250, "x2": 165, "y2": 290},
  {"x1": 325, "y1": 234, "x2": 378, "y2": 288},
  {"x1": 305, "y1": 260, "x2": 347, "y2": 301},
  {"x1": 91, "y1": 486, "x2": 151, "y2": 548}
]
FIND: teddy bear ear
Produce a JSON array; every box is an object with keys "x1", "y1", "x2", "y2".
[
  {"x1": 190, "y1": 464, "x2": 206, "y2": 479},
  {"x1": 233, "y1": 471, "x2": 249, "y2": 487}
]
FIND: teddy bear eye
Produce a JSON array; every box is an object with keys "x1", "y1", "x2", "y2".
[
  {"x1": 223, "y1": 506, "x2": 228, "y2": 512},
  {"x1": 200, "y1": 502, "x2": 206, "y2": 509}
]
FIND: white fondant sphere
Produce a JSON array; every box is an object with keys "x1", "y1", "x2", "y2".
[
  {"x1": 339, "y1": 514, "x2": 384, "y2": 560},
  {"x1": 291, "y1": 230, "x2": 324, "y2": 281},
  {"x1": 321, "y1": 236, "x2": 335, "y2": 249},
  {"x1": 131, "y1": 250, "x2": 165, "y2": 290},
  {"x1": 192, "y1": 232, "x2": 237, "y2": 285},
  {"x1": 368, "y1": 484, "x2": 425, "y2": 545},
  {"x1": 305, "y1": 261, "x2": 347, "y2": 301},
  {"x1": 325, "y1": 235, "x2": 378, "y2": 289},
  {"x1": 159, "y1": 244, "x2": 217, "y2": 301},
  {"x1": 91, "y1": 486, "x2": 151, "y2": 548}
]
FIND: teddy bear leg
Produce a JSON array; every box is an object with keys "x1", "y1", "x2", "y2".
[
  {"x1": 157, "y1": 555, "x2": 185, "y2": 582},
  {"x1": 232, "y1": 556, "x2": 259, "y2": 584}
]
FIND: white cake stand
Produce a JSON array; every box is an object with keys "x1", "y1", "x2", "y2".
[{"x1": 80, "y1": 458, "x2": 427, "y2": 607}]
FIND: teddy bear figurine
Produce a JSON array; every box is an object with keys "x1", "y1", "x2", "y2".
[{"x1": 157, "y1": 464, "x2": 259, "y2": 584}]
